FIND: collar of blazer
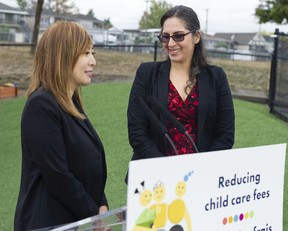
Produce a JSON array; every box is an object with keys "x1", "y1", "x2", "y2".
[
  {"x1": 73, "y1": 99, "x2": 104, "y2": 152},
  {"x1": 153, "y1": 61, "x2": 212, "y2": 140},
  {"x1": 73, "y1": 116, "x2": 105, "y2": 153}
]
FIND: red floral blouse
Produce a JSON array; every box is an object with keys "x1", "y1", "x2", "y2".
[{"x1": 166, "y1": 80, "x2": 199, "y2": 155}]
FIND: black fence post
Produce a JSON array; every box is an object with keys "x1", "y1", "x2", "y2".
[
  {"x1": 154, "y1": 41, "x2": 158, "y2": 62},
  {"x1": 268, "y1": 28, "x2": 279, "y2": 112}
]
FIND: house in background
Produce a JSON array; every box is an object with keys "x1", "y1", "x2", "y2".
[
  {"x1": 25, "y1": 9, "x2": 105, "y2": 44},
  {"x1": 214, "y1": 32, "x2": 273, "y2": 53},
  {"x1": 0, "y1": 1, "x2": 275, "y2": 57},
  {"x1": 203, "y1": 33, "x2": 232, "y2": 50},
  {"x1": 0, "y1": 1, "x2": 106, "y2": 44},
  {"x1": 0, "y1": 2, "x2": 28, "y2": 42},
  {"x1": 211, "y1": 32, "x2": 274, "y2": 60}
]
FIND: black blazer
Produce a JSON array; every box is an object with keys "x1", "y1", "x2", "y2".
[
  {"x1": 14, "y1": 89, "x2": 108, "y2": 231},
  {"x1": 127, "y1": 60, "x2": 235, "y2": 161}
]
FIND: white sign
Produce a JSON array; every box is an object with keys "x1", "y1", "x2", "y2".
[{"x1": 126, "y1": 144, "x2": 286, "y2": 231}]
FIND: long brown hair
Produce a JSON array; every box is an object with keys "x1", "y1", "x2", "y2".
[{"x1": 27, "y1": 21, "x2": 93, "y2": 119}]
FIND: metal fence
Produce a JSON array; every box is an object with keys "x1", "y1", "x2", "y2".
[
  {"x1": 269, "y1": 29, "x2": 288, "y2": 121},
  {"x1": 93, "y1": 42, "x2": 272, "y2": 63},
  {"x1": 0, "y1": 42, "x2": 272, "y2": 101},
  {"x1": 0, "y1": 41, "x2": 272, "y2": 63}
]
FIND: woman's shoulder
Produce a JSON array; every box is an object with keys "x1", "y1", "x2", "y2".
[
  {"x1": 136, "y1": 60, "x2": 169, "y2": 78},
  {"x1": 28, "y1": 88, "x2": 54, "y2": 101},
  {"x1": 203, "y1": 64, "x2": 224, "y2": 72},
  {"x1": 201, "y1": 64, "x2": 227, "y2": 78},
  {"x1": 138, "y1": 60, "x2": 166, "y2": 69},
  {"x1": 26, "y1": 89, "x2": 58, "y2": 108}
]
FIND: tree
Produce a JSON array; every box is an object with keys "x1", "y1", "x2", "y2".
[
  {"x1": 51, "y1": 0, "x2": 77, "y2": 14},
  {"x1": 255, "y1": 0, "x2": 288, "y2": 24},
  {"x1": 17, "y1": 0, "x2": 28, "y2": 9},
  {"x1": 139, "y1": 0, "x2": 172, "y2": 29},
  {"x1": 17, "y1": 0, "x2": 37, "y2": 10},
  {"x1": 17, "y1": 0, "x2": 78, "y2": 14},
  {"x1": 103, "y1": 18, "x2": 113, "y2": 29},
  {"x1": 31, "y1": 0, "x2": 43, "y2": 54},
  {"x1": 87, "y1": 9, "x2": 95, "y2": 17}
]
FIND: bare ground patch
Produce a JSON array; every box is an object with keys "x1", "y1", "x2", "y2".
[{"x1": 0, "y1": 46, "x2": 270, "y2": 100}]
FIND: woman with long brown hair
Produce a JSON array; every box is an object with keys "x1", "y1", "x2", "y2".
[{"x1": 14, "y1": 21, "x2": 108, "y2": 230}]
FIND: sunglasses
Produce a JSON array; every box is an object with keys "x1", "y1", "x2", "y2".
[{"x1": 157, "y1": 31, "x2": 193, "y2": 43}]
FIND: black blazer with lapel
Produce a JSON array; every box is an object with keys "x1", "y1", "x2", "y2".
[
  {"x1": 127, "y1": 60, "x2": 235, "y2": 161},
  {"x1": 14, "y1": 89, "x2": 108, "y2": 231}
]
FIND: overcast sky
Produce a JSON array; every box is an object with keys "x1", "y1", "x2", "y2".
[{"x1": 2, "y1": 0, "x2": 287, "y2": 34}]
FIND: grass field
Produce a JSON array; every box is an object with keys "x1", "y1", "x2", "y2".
[{"x1": 0, "y1": 82, "x2": 287, "y2": 230}]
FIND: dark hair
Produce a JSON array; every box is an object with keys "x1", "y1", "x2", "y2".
[{"x1": 160, "y1": 5, "x2": 210, "y2": 86}]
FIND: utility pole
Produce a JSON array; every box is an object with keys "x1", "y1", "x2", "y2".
[
  {"x1": 48, "y1": 0, "x2": 52, "y2": 26},
  {"x1": 144, "y1": 0, "x2": 151, "y2": 44},
  {"x1": 205, "y1": 8, "x2": 209, "y2": 35}
]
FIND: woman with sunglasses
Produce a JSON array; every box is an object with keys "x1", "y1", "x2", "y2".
[{"x1": 126, "y1": 5, "x2": 234, "y2": 176}]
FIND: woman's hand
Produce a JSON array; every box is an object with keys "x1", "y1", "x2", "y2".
[
  {"x1": 93, "y1": 205, "x2": 110, "y2": 231},
  {"x1": 99, "y1": 205, "x2": 109, "y2": 214}
]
